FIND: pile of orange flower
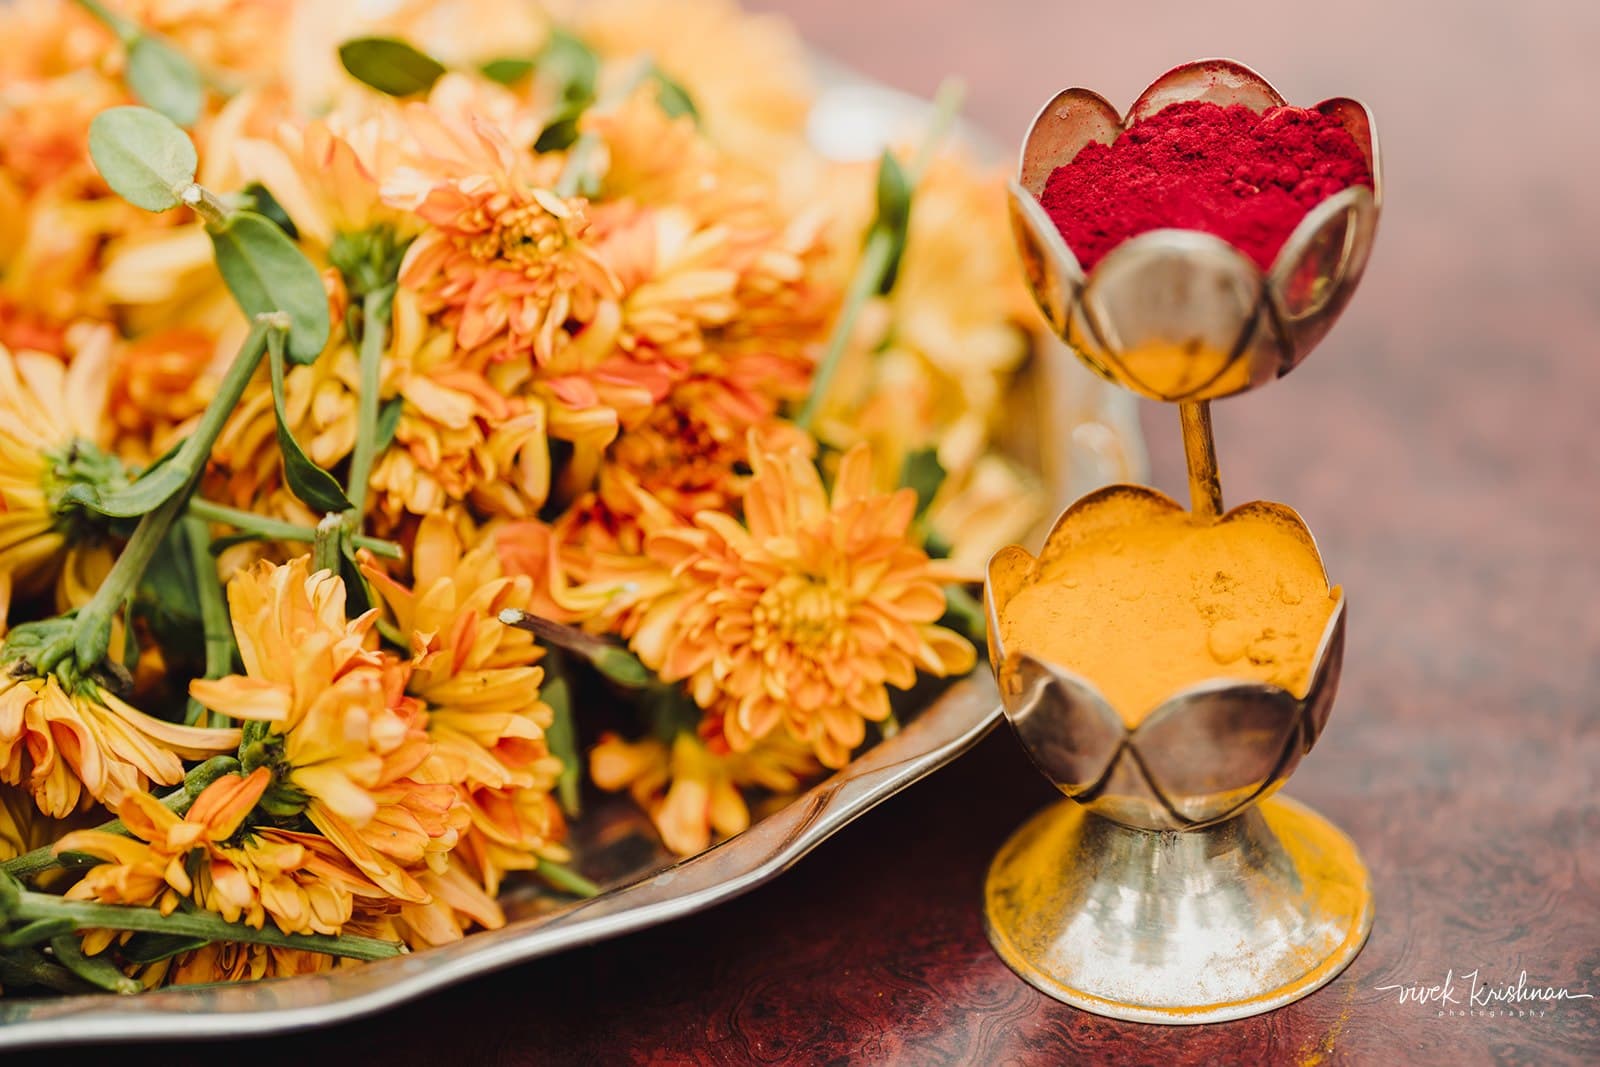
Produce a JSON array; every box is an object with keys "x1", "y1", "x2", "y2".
[{"x1": 0, "y1": 0, "x2": 1047, "y2": 993}]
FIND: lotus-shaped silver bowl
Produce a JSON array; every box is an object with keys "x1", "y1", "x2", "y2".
[
  {"x1": 1008, "y1": 59, "x2": 1382, "y2": 402},
  {"x1": 979, "y1": 485, "x2": 1371, "y2": 1024},
  {"x1": 984, "y1": 484, "x2": 1345, "y2": 832}
]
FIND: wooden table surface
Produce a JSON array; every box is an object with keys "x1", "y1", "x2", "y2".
[{"x1": 115, "y1": 1, "x2": 1598, "y2": 1063}]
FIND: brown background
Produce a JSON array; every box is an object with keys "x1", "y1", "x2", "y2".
[{"x1": 115, "y1": 0, "x2": 1599, "y2": 1063}]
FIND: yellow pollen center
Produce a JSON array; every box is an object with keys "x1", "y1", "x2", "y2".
[
  {"x1": 467, "y1": 203, "x2": 564, "y2": 264},
  {"x1": 752, "y1": 574, "x2": 849, "y2": 651}
]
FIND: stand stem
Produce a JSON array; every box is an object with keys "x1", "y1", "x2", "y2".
[{"x1": 1179, "y1": 401, "x2": 1223, "y2": 519}]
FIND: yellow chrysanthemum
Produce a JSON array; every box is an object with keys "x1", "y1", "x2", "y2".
[
  {"x1": 147, "y1": 941, "x2": 342, "y2": 989},
  {"x1": 363, "y1": 514, "x2": 567, "y2": 898},
  {"x1": 621, "y1": 440, "x2": 976, "y2": 767},
  {"x1": 0, "y1": 329, "x2": 118, "y2": 631},
  {"x1": 359, "y1": 856, "x2": 500, "y2": 950},
  {"x1": 230, "y1": 111, "x2": 411, "y2": 259},
  {"x1": 0, "y1": 672, "x2": 239, "y2": 819},
  {"x1": 188, "y1": 557, "x2": 466, "y2": 903},
  {"x1": 590, "y1": 727, "x2": 816, "y2": 855},
  {"x1": 0, "y1": 781, "x2": 67, "y2": 862}
]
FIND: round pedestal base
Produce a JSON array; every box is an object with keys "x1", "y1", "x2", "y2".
[{"x1": 984, "y1": 795, "x2": 1373, "y2": 1024}]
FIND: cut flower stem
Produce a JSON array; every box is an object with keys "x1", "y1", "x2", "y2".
[
  {"x1": 9, "y1": 892, "x2": 403, "y2": 962},
  {"x1": 796, "y1": 78, "x2": 965, "y2": 430},
  {"x1": 187, "y1": 498, "x2": 402, "y2": 559},
  {"x1": 68, "y1": 322, "x2": 274, "y2": 672}
]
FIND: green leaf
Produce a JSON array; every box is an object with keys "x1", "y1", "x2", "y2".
[
  {"x1": 542, "y1": 659, "x2": 581, "y2": 817},
  {"x1": 87, "y1": 106, "x2": 198, "y2": 212},
  {"x1": 898, "y1": 446, "x2": 946, "y2": 516},
  {"x1": 118, "y1": 932, "x2": 210, "y2": 965},
  {"x1": 338, "y1": 532, "x2": 373, "y2": 617},
  {"x1": 531, "y1": 29, "x2": 598, "y2": 153},
  {"x1": 242, "y1": 182, "x2": 300, "y2": 239},
  {"x1": 374, "y1": 396, "x2": 404, "y2": 454},
  {"x1": 124, "y1": 35, "x2": 204, "y2": 127},
  {"x1": 60, "y1": 448, "x2": 188, "y2": 517},
  {"x1": 133, "y1": 523, "x2": 203, "y2": 667},
  {"x1": 533, "y1": 117, "x2": 582, "y2": 154},
  {"x1": 540, "y1": 29, "x2": 598, "y2": 108},
  {"x1": 481, "y1": 57, "x2": 535, "y2": 85},
  {"x1": 209, "y1": 211, "x2": 330, "y2": 363},
  {"x1": 872, "y1": 150, "x2": 913, "y2": 295},
  {"x1": 651, "y1": 68, "x2": 699, "y2": 121},
  {"x1": 49, "y1": 934, "x2": 140, "y2": 995},
  {"x1": 267, "y1": 331, "x2": 352, "y2": 513},
  {"x1": 338, "y1": 36, "x2": 447, "y2": 97}
]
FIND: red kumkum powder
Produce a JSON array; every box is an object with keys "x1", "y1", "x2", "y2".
[{"x1": 1040, "y1": 100, "x2": 1373, "y2": 272}]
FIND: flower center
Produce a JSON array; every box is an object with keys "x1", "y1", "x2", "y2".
[
  {"x1": 753, "y1": 574, "x2": 849, "y2": 652},
  {"x1": 466, "y1": 202, "x2": 566, "y2": 265}
]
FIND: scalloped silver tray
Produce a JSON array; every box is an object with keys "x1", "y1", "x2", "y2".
[
  {"x1": 0, "y1": 65, "x2": 1143, "y2": 1049},
  {"x1": 0, "y1": 673, "x2": 1003, "y2": 1047}
]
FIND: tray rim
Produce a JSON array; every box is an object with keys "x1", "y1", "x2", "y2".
[{"x1": 0, "y1": 677, "x2": 1002, "y2": 1048}]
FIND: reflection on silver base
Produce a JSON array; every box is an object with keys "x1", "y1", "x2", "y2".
[{"x1": 984, "y1": 794, "x2": 1372, "y2": 1024}]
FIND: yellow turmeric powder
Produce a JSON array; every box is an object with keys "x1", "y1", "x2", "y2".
[{"x1": 999, "y1": 498, "x2": 1339, "y2": 726}]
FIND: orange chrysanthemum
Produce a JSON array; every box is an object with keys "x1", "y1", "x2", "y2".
[
  {"x1": 622, "y1": 440, "x2": 976, "y2": 767},
  {"x1": 60, "y1": 767, "x2": 386, "y2": 945},
  {"x1": 364, "y1": 514, "x2": 568, "y2": 899},
  {"x1": 382, "y1": 76, "x2": 618, "y2": 365},
  {"x1": 188, "y1": 557, "x2": 466, "y2": 903}
]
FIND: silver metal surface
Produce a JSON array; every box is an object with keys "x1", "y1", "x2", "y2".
[
  {"x1": 0, "y1": 675, "x2": 1003, "y2": 1048},
  {"x1": 1008, "y1": 59, "x2": 1383, "y2": 403},
  {"x1": 984, "y1": 794, "x2": 1373, "y2": 1025}
]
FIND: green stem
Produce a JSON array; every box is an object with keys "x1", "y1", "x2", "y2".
[
  {"x1": 541, "y1": 653, "x2": 581, "y2": 817},
  {"x1": 345, "y1": 285, "x2": 394, "y2": 515},
  {"x1": 497, "y1": 610, "x2": 652, "y2": 688},
  {"x1": 71, "y1": 323, "x2": 272, "y2": 668},
  {"x1": 73, "y1": 0, "x2": 138, "y2": 43},
  {"x1": 906, "y1": 78, "x2": 965, "y2": 182},
  {"x1": 943, "y1": 583, "x2": 987, "y2": 644},
  {"x1": 535, "y1": 860, "x2": 600, "y2": 899},
  {"x1": 10, "y1": 892, "x2": 403, "y2": 961},
  {"x1": 183, "y1": 516, "x2": 235, "y2": 727},
  {"x1": 312, "y1": 513, "x2": 343, "y2": 575},
  {"x1": 50, "y1": 933, "x2": 141, "y2": 994},
  {"x1": 72, "y1": 473, "x2": 196, "y2": 670},
  {"x1": 187, "y1": 498, "x2": 402, "y2": 559},
  {"x1": 182, "y1": 184, "x2": 231, "y2": 228},
  {"x1": 0, "y1": 948, "x2": 94, "y2": 995},
  {"x1": 794, "y1": 229, "x2": 896, "y2": 431},
  {"x1": 375, "y1": 617, "x2": 409, "y2": 649},
  {"x1": 794, "y1": 78, "x2": 965, "y2": 432}
]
